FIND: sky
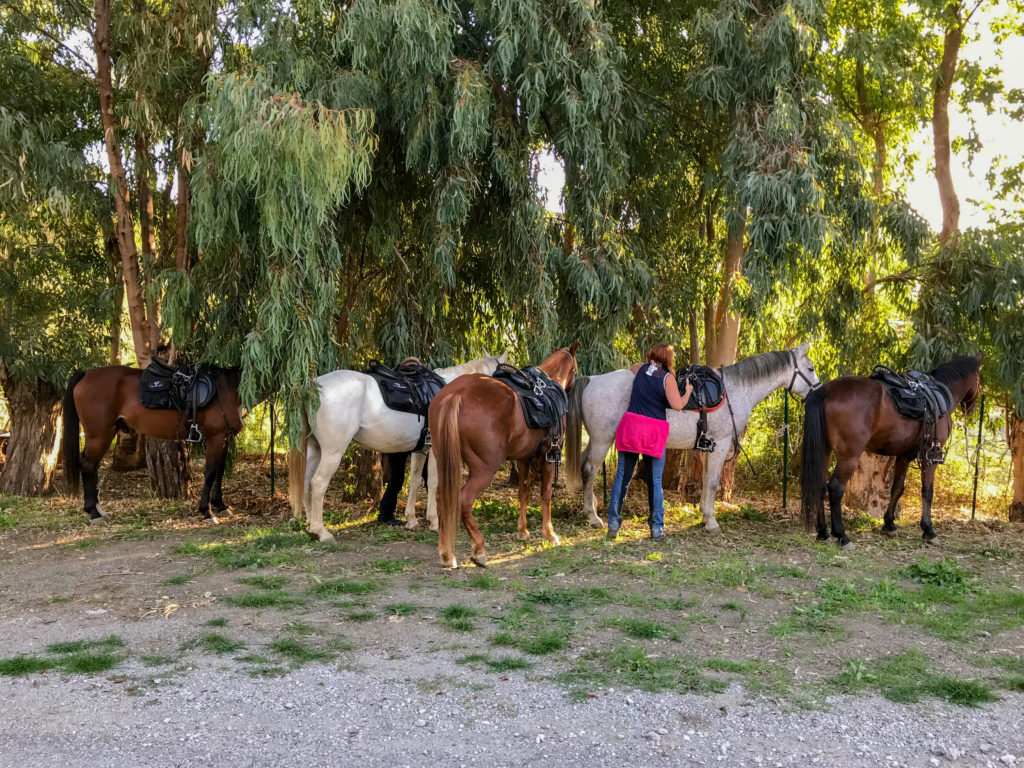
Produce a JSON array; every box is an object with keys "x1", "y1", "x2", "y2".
[{"x1": 538, "y1": 11, "x2": 1024, "y2": 231}]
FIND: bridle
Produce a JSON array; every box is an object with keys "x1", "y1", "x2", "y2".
[{"x1": 786, "y1": 349, "x2": 820, "y2": 400}]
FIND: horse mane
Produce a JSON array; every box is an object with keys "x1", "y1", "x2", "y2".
[
  {"x1": 930, "y1": 355, "x2": 979, "y2": 385},
  {"x1": 722, "y1": 350, "x2": 792, "y2": 386}
]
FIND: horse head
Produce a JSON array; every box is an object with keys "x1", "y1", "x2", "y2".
[
  {"x1": 786, "y1": 342, "x2": 820, "y2": 400},
  {"x1": 959, "y1": 351, "x2": 983, "y2": 415}
]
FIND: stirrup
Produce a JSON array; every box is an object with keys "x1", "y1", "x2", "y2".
[
  {"x1": 545, "y1": 445, "x2": 563, "y2": 464},
  {"x1": 186, "y1": 423, "x2": 203, "y2": 443},
  {"x1": 695, "y1": 432, "x2": 716, "y2": 453},
  {"x1": 923, "y1": 442, "x2": 944, "y2": 466}
]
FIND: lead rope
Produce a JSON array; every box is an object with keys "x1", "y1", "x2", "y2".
[{"x1": 721, "y1": 371, "x2": 757, "y2": 479}]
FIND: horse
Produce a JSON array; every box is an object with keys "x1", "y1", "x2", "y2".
[
  {"x1": 800, "y1": 354, "x2": 982, "y2": 547},
  {"x1": 62, "y1": 366, "x2": 244, "y2": 523},
  {"x1": 431, "y1": 343, "x2": 579, "y2": 568},
  {"x1": 565, "y1": 345, "x2": 820, "y2": 534},
  {"x1": 301, "y1": 351, "x2": 509, "y2": 543}
]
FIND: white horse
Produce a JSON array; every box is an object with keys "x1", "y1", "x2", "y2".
[
  {"x1": 565, "y1": 345, "x2": 819, "y2": 533},
  {"x1": 303, "y1": 351, "x2": 509, "y2": 542}
]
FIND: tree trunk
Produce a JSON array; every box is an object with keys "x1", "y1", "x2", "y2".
[
  {"x1": 342, "y1": 446, "x2": 382, "y2": 502},
  {"x1": 713, "y1": 220, "x2": 746, "y2": 367},
  {"x1": 683, "y1": 451, "x2": 703, "y2": 502},
  {"x1": 687, "y1": 308, "x2": 699, "y2": 365},
  {"x1": 174, "y1": 158, "x2": 192, "y2": 271},
  {"x1": 94, "y1": 0, "x2": 154, "y2": 368},
  {"x1": 703, "y1": 297, "x2": 716, "y2": 367},
  {"x1": 662, "y1": 448, "x2": 685, "y2": 491},
  {"x1": 845, "y1": 454, "x2": 896, "y2": 517},
  {"x1": 111, "y1": 431, "x2": 146, "y2": 470},
  {"x1": 0, "y1": 376, "x2": 62, "y2": 495},
  {"x1": 933, "y1": 2, "x2": 963, "y2": 245},
  {"x1": 136, "y1": 132, "x2": 160, "y2": 355},
  {"x1": 289, "y1": 448, "x2": 305, "y2": 519},
  {"x1": 1009, "y1": 411, "x2": 1024, "y2": 522},
  {"x1": 145, "y1": 438, "x2": 190, "y2": 498},
  {"x1": 105, "y1": 230, "x2": 123, "y2": 364}
]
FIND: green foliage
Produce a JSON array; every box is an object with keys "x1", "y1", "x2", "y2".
[
  {"x1": 830, "y1": 650, "x2": 995, "y2": 707},
  {"x1": 899, "y1": 558, "x2": 971, "y2": 593}
]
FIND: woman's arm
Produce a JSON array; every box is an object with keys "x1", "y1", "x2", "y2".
[
  {"x1": 665, "y1": 375, "x2": 691, "y2": 410},
  {"x1": 629, "y1": 362, "x2": 644, "y2": 374}
]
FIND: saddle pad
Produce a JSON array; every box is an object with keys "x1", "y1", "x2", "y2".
[
  {"x1": 139, "y1": 360, "x2": 218, "y2": 411},
  {"x1": 367, "y1": 361, "x2": 447, "y2": 417},
  {"x1": 677, "y1": 365, "x2": 725, "y2": 411},
  {"x1": 869, "y1": 366, "x2": 953, "y2": 422},
  {"x1": 492, "y1": 363, "x2": 568, "y2": 431}
]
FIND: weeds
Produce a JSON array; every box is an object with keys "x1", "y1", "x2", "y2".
[{"x1": 830, "y1": 650, "x2": 995, "y2": 707}]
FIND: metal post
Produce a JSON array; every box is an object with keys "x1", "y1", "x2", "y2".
[
  {"x1": 269, "y1": 401, "x2": 276, "y2": 497},
  {"x1": 971, "y1": 393, "x2": 985, "y2": 520},
  {"x1": 782, "y1": 391, "x2": 789, "y2": 509},
  {"x1": 602, "y1": 460, "x2": 607, "y2": 506}
]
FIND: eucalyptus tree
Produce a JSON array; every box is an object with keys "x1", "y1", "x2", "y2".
[{"x1": 167, "y1": 0, "x2": 636, "y2": 438}]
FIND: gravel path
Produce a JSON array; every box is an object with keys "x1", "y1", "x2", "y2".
[{"x1": 2, "y1": 653, "x2": 1022, "y2": 768}]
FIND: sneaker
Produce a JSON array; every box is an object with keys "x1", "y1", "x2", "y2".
[
  {"x1": 650, "y1": 529, "x2": 664, "y2": 541},
  {"x1": 605, "y1": 529, "x2": 619, "y2": 541}
]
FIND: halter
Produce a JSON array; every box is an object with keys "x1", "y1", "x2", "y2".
[
  {"x1": 560, "y1": 348, "x2": 578, "y2": 372},
  {"x1": 786, "y1": 349, "x2": 820, "y2": 399}
]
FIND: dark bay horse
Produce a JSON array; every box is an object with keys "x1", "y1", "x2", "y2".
[
  {"x1": 62, "y1": 366, "x2": 245, "y2": 523},
  {"x1": 430, "y1": 343, "x2": 579, "y2": 568},
  {"x1": 801, "y1": 354, "x2": 982, "y2": 547}
]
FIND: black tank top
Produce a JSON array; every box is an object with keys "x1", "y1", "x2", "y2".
[{"x1": 626, "y1": 364, "x2": 670, "y2": 420}]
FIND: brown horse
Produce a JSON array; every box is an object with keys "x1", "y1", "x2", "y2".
[
  {"x1": 430, "y1": 343, "x2": 579, "y2": 568},
  {"x1": 801, "y1": 354, "x2": 982, "y2": 547},
  {"x1": 62, "y1": 366, "x2": 245, "y2": 523}
]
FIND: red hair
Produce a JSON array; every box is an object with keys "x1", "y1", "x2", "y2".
[{"x1": 647, "y1": 343, "x2": 675, "y2": 372}]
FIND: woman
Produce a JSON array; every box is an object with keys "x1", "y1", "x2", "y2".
[{"x1": 606, "y1": 343, "x2": 691, "y2": 541}]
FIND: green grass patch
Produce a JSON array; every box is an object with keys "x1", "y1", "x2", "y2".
[
  {"x1": 0, "y1": 655, "x2": 53, "y2": 676},
  {"x1": 222, "y1": 591, "x2": 305, "y2": 609},
  {"x1": 368, "y1": 557, "x2": 416, "y2": 574},
  {"x1": 237, "y1": 575, "x2": 288, "y2": 590},
  {"x1": 560, "y1": 645, "x2": 726, "y2": 699},
  {"x1": 900, "y1": 558, "x2": 970, "y2": 593},
  {"x1": 521, "y1": 586, "x2": 613, "y2": 609},
  {"x1": 269, "y1": 638, "x2": 332, "y2": 665},
  {"x1": 45, "y1": 635, "x2": 124, "y2": 655},
  {"x1": 174, "y1": 528, "x2": 317, "y2": 569},
  {"x1": 605, "y1": 616, "x2": 676, "y2": 640},
  {"x1": 465, "y1": 572, "x2": 502, "y2": 590},
  {"x1": 457, "y1": 653, "x2": 533, "y2": 673},
  {"x1": 140, "y1": 654, "x2": 177, "y2": 667},
  {"x1": 346, "y1": 611, "x2": 375, "y2": 622},
  {"x1": 830, "y1": 650, "x2": 995, "y2": 707},
  {"x1": 440, "y1": 604, "x2": 478, "y2": 632},
  {"x1": 385, "y1": 603, "x2": 418, "y2": 616},
  {"x1": 520, "y1": 629, "x2": 568, "y2": 655},
  {"x1": 206, "y1": 617, "x2": 229, "y2": 628},
  {"x1": 190, "y1": 633, "x2": 245, "y2": 655},
  {"x1": 160, "y1": 573, "x2": 197, "y2": 586},
  {"x1": 61, "y1": 651, "x2": 120, "y2": 675},
  {"x1": 310, "y1": 578, "x2": 380, "y2": 597}
]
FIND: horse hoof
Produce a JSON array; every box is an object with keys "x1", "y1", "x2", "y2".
[
  {"x1": 587, "y1": 516, "x2": 604, "y2": 530},
  {"x1": 704, "y1": 523, "x2": 721, "y2": 536},
  {"x1": 470, "y1": 554, "x2": 488, "y2": 568},
  {"x1": 308, "y1": 528, "x2": 336, "y2": 544},
  {"x1": 840, "y1": 541, "x2": 855, "y2": 551},
  {"x1": 429, "y1": 522, "x2": 439, "y2": 533},
  {"x1": 88, "y1": 515, "x2": 108, "y2": 526},
  {"x1": 514, "y1": 530, "x2": 530, "y2": 542},
  {"x1": 882, "y1": 528, "x2": 898, "y2": 539},
  {"x1": 213, "y1": 503, "x2": 229, "y2": 514},
  {"x1": 377, "y1": 516, "x2": 403, "y2": 527},
  {"x1": 202, "y1": 513, "x2": 220, "y2": 525},
  {"x1": 924, "y1": 536, "x2": 939, "y2": 546},
  {"x1": 440, "y1": 554, "x2": 458, "y2": 569},
  {"x1": 546, "y1": 534, "x2": 562, "y2": 546},
  {"x1": 404, "y1": 518, "x2": 420, "y2": 531}
]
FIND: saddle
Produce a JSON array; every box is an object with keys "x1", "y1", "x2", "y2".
[
  {"x1": 676, "y1": 365, "x2": 726, "y2": 452},
  {"x1": 367, "y1": 360, "x2": 447, "y2": 451},
  {"x1": 870, "y1": 366, "x2": 954, "y2": 465},
  {"x1": 492, "y1": 363, "x2": 568, "y2": 463},
  {"x1": 139, "y1": 360, "x2": 218, "y2": 442}
]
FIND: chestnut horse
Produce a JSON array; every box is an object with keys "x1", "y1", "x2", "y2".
[
  {"x1": 62, "y1": 366, "x2": 244, "y2": 523},
  {"x1": 430, "y1": 343, "x2": 579, "y2": 568},
  {"x1": 801, "y1": 354, "x2": 982, "y2": 547}
]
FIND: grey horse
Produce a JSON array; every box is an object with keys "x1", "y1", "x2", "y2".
[{"x1": 565, "y1": 345, "x2": 820, "y2": 533}]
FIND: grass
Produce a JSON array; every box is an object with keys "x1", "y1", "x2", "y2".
[
  {"x1": 368, "y1": 557, "x2": 416, "y2": 574},
  {"x1": 60, "y1": 652, "x2": 121, "y2": 674},
  {"x1": 457, "y1": 653, "x2": 533, "y2": 672},
  {"x1": 222, "y1": 591, "x2": 305, "y2": 609},
  {"x1": 0, "y1": 645, "x2": 125, "y2": 676},
  {"x1": 560, "y1": 645, "x2": 727, "y2": 699},
  {"x1": 520, "y1": 586, "x2": 614, "y2": 609},
  {"x1": 237, "y1": 575, "x2": 288, "y2": 590},
  {"x1": 830, "y1": 650, "x2": 995, "y2": 707},
  {"x1": 207, "y1": 617, "x2": 229, "y2": 628},
  {"x1": 161, "y1": 573, "x2": 197, "y2": 586},
  {"x1": 140, "y1": 654, "x2": 177, "y2": 667},
  {"x1": 440, "y1": 604, "x2": 478, "y2": 632},
  {"x1": 269, "y1": 638, "x2": 333, "y2": 665},
  {"x1": 174, "y1": 527, "x2": 321, "y2": 569},
  {"x1": 189, "y1": 633, "x2": 245, "y2": 655},
  {"x1": 346, "y1": 611, "x2": 376, "y2": 622},
  {"x1": 605, "y1": 616, "x2": 676, "y2": 640},
  {"x1": 45, "y1": 635, "x2": 124, "y2": 655},
  {"x1": 309, "y1": 578, "x2": 381, "y2": 597},
  {"x1": 0, "y1": 655, "x2": 52, "y2": 676},
  {"x1": 385, "y1": 603, "x2": 418, "y2": 616}
]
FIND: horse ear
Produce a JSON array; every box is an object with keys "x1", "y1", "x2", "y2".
[
  {"x1": 797, "y1": 341, "x2": 810, "y2": 355},
  {"x1": 974, "y1": 351, "x2": 984, "y2": 363},
  {"x1": 499, "y1": 346, "x2": 511, "y2": 363},
  {"x1": 569, "y1": 340, "x2": 579, "y2": 356}
]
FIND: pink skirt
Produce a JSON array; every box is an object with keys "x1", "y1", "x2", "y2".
[{"x1": 614, "y1": 411, "x2": 670, "y2": 458}]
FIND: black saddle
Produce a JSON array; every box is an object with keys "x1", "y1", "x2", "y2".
[
  {"x1": 869, "y1": 366, "x2": 953, "y2": 423},
  {"x1": 677, "y1": 365, "x2": 725, "y2": 411},
  {"x1": 367, "y1": 361, "x2": 447, "y2": 418},
  {"x1": 493, "y1": 363, "x2": 568, "y2": 462},
  {"x1": 139, "y1": 360, "x2": 217, "y2": 412}
]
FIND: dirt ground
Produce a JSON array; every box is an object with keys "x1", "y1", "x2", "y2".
[{"x1": 2, "y1": 456, "x2": 1024, "y2": 767}]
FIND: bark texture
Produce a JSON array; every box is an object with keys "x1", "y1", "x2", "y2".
[
  {"x1": 0, "y1": 377, "x2": 62, "y2": 495},
  {"x1": 342, "y1": 447, "x2": 382, "y2": 502},
  {"x1": 1009, "y1": 412, "x2": 1024, "y2": 522},
  {"x1": 145, "y1": 438, "x2": 190, "y2": 498},
  {"x1": 845, "y1": 454, "x2": 896, "y2": 518},
  {"x1": 933, "y1": 3, "x2": 963, "y2": 244}
]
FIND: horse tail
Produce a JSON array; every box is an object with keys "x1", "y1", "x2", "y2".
[
  {"x1": 800, "y1": 387, "x2": 829, "y2": 531},
  {"x1": 434, "y1": 394, "x2": 463, "y2": 562},
  {"x1": 62, "y1": 370, "x2": 87, "y2": 495},
  {"x1": 564, "y1": 375, "x2": 590, "y2": 493}
]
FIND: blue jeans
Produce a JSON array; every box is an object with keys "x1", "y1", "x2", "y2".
[{"x1": 606, "y1": 450, "x2": 666, "y2": 537}]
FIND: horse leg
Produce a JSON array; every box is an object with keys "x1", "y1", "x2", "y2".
[
  {"x1": 425, "y1": 449, "x2": 440, "y2": 531},
  {"x1": 881, "y1": 457, "x2": 910, "y2": 537},
  {"x1": 539, "y1": 459, "x2": 561, "y2": 545},
  {"x1": 403, "y1": 452, "x2": 425, "y2": 530},
  {"x1": 306, "y1": 437, "x2": 350, "y2": 544},
  {"x1": 199, "y1": 434, "x2": 226, "y2": 523},
  {"x1": 920, "y1": 463, "x2": 939, "y2": 543},
  {"x1": 81, "y1": 431, "x2": 115, "y2": 522},
  {"x1": 700, "y1": 448, "x2": 729, "y2": 534},
  {"x1": 581, "y1": 438, "x2": 610, "y2": 529},
  {"x1": 460, "y1": 467, "x2": 494, "y2": 567},
  {"x1": 827, "y1": 455, "x2": 859, "y2": 549},
  {"x1": 515, "y1": 460, "x2": 533, "y2": 541},
  {"x1": 211, "y1": 454, "x2": 228, "y2": 513},
  {"x1": 378, "y1": 452, "x2": 408, "y2": 526}
]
